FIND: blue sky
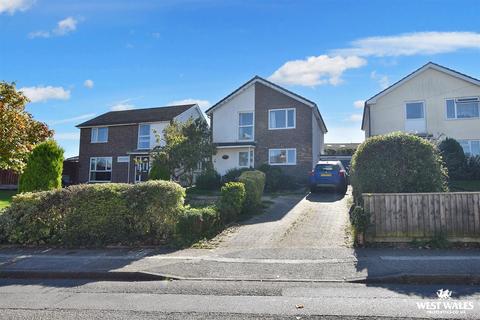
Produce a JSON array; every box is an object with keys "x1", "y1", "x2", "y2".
[{"x1": 2, "y1": 0, "x2": 480, "y2": 157}]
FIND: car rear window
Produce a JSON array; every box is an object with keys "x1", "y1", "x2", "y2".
[{"x1": 315, "y1": 164, "x2": 339, "y2": 171}]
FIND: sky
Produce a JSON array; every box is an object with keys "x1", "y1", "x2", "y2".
[{"x1": 2, "y1": 0, "x2": 480, "y2": 158}]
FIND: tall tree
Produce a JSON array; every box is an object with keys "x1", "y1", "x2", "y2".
[
  {"x1": 151, "y1": 118, "x2": 215, "y2": 185},
  {"x1": 0, "y1": 81, "x2": 53, "y2": 172}
]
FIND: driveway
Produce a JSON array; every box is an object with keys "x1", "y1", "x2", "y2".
[{"x1": 210, "y1": 188, "x2": 353, "y2": 259}]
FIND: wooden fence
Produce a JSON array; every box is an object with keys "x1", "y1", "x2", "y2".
[{"x1": 363, "y1": 192, "x2": 480, "y2": 242}]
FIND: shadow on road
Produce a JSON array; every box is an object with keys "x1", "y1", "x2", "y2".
[{"x1": 305, "y1": 189, "x2": 346, "y2": 203}]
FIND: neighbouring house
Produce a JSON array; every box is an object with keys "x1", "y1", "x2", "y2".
[
  {"x1": 205, "y1": 76, "x2": 327, "y2": 180},
  {"x1": 320, "y1": 143, "x2": 361, "y2": 171},
  {"x1": 62, "y1": 156, "x2": 79, "y2": 186},
  {"x1": 362, "y1": 62, "x2": 480, "y2": 156},
  {"x1": 76, "y1": 104, "x2": 205, "y2": 184}
]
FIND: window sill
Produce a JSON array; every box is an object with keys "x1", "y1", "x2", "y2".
[{"x1": 268, "y1": 127, "x2": 296, "y2": 130}]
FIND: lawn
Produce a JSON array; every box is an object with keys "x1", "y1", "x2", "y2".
[
  {"x1": 0, "y1": 190, "x2": 17, "y2": 209},
  {"x1": 449, "y1": 180, "x2": 480, "y2": 192}
]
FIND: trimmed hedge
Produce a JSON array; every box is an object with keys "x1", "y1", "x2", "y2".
[
  {"x1": 238, "y1": 170, "x2": 266, "y2": 213},
  {"x1": 258, "y1": 164, "x2": 290, "y2": 192},
  {"x1": 175, "y1": 206, "x2": 219, "y2": 243},
  {"x1": 196, "y1": 168, "x2": 221, "y2": 190},
  {"x1": 1, "y1": 181, "x2": 185, "y2": 246},
  {"x1": 438, "y1": 138, "x2": 465, "y2": 180},
  {"x1": 219, "y1": 182, "x2": 246, "y2": 223},
  {"x1": 221, "y1": 167, "x2": 253, "y2": 184},
  {"x1": 19, "y1": 140, "x2": 64, "y2": 193},
  {"x1": 351, "y1": 132, "x2": 448, "y2": 202}
]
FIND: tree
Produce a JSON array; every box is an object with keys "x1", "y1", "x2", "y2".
[
  {"x1": 0, "y1": 81, "x2": 53, "y2": 172},
  {"x1": 19, "y1": 140, "x2": 64, "y2": 193},
  {"x1": 148, "y1": 158, "x2": 170, "y2": 180},
  {"x1": 438, "y1": 137, "x2": 465, "y2": 180},
  {"x1": 151, "y1": 118, "x2": 216, "y2": 186}
]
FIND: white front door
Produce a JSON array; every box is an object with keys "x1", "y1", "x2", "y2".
[{"x1": 405, "y1": 101, "x2": 426, "y2": 133}]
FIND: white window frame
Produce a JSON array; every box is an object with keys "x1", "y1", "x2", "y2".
[
  {"x1": 91, "y1": 127, "x2": 108, "y2": 143},
  {"x1": 268, "y1": 148, "x2": 296, "y2": 166},
  {"x1": 238, "y1": 150, "x2": 254, "y2": 168},
  {"x1": 268, "y1": 108, "x2": 296, "y2": 130},
  {"x1": 458, "y1": 140, "x2": 480, "y2": 156},
  {"x1": 137, "y1": 123, "x2": 151, "y2": 149},
  {"x1": 238, "y1": 111, "x2": 254, "y2": 141},
  {"x1": 445, "y1": 97, "x2": 480, "y2": 120},
  {"x1": 89, "y1": 157, "x2": 112, "y2": 182}
]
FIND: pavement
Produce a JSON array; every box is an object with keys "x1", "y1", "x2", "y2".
[{"x1": 1, "y1": 189, "x2": 480, "y2": 283}]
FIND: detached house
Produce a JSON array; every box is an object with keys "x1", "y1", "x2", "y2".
[
  {"x1": 205, "y1": 76, "x2": 327, "y2": 179},
  {"x1": 76, "y1": 104, "x2": 205, "y2": 184},
  {"x1": 362, "y1": 62, "x2": 480, "y2": 156}
]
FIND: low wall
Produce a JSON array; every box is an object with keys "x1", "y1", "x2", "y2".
[{"x1": 363, "y1": 192, "x2": 480, "y2": 242}]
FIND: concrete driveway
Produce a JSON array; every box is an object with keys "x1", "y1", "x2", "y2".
[{"x1": 209, "y1": 188, "x2": 353, "y2": 259}]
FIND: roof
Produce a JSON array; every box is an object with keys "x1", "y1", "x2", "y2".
[
  {"x1": 76, "y1": 104, "x2": 195, "y2": 127},
  {"x1": 324, "y1": 143, "x2": 360, "y2": 151},
  {"x1": 205, "y1": 75, "x2": 328, "y2": 133},
  {"x1": 361, "y1": 62, "x2": 480, "y2": 130}
]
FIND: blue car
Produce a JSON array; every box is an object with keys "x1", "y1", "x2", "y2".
[{"x1": 309, "y1": 160, "x2": 348, "y2": 193}]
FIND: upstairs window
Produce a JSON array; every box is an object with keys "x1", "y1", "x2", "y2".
[
  {"x1": 269, "y1": 108, "x2": 295, "y2": 129},
  {"x1": 446, "y1": 97, "x2": 480, "y2": 119},
  {"x1": 238, "y1": 112, "x2": 254, "y2": 140},
  {"x1": 91, "y1": 127, "x2": 108, "y2": 143},
  {"x1": 138, "y1": 124, "x2": 151, "y2": 149},
  {"x1": 406, "y1": 102, "x2": 424, "y2": 119}
]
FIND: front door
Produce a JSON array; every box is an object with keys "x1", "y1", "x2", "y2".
[{"x1": 134, "y1": 156, "x2": 150, "y2": 183}]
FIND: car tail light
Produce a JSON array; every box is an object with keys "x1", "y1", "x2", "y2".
[{"x1": 339, "y1": 170, "x2": 346, "y2": 177}]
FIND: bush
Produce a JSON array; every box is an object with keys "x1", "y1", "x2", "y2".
[
  {"x1": 218, "y1": 182, "x2": 246, "y2": 223},
  {"x1": 238, "y1": 170, "x2": 266, "y2": 213},
  {"x1": 258, "y1": 164, "x2": 290, "y2": 192},
  {"x1": 149, "y1": 159, "x2": 170, "y2": 180},
  {"x1": 438, "y1": 138, "x2": 465, "y2": 180},
  {"x1": 464, "y1": 156, "x2": 480, "y2": 180},
  {"x1": 0, "y1": 181, "x2": 185, "y2": 246},
  {"x1": 19, "y1": 140, "x2": 64, "y2": 193},
  {"x1": 175, "y1": 206, "x2": 219, "y2": 243},
  {"x1": 350, "y1": 206, "x2": 370, "y2": 233},
  {"x1": 222, "y1": 167, "x2": 253, "y2": 184},
  {"x1": 351, "y1": 132, "x2": 448, "y2": 202},
  {"x1": 196, "y1": 168, "x2": 221, "y2": 190}
]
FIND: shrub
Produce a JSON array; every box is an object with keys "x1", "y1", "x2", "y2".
[
  {"x1": 350, "y1": 206, "x2": 370, "y2": 233},
  {"x1": 149, "y1": 159, "x2": 170, "y2": 180},
  {"x1": 464, "y1": 155, "x2": 480, "y2": 180},
  {"x1": 438, "y1": 138, "x2": 465, "y2": 180},
  {"x1": 218, "y1": 182, "x2": 246, "y2": 223},
  {"x1": 19, "y1": 140, "x2": 64, "y2": 193},
  {"x1": 196, "y1": 168, "x2": 221, "y2": 190},
  {"x1": 258, "y1": 164, "x2": 290, "y2": 192},
  {"x1": 124, "y1": 180, "x2": 185, "y2": 242},
  {"x1": 175, "y1": 206, "x2": 219, "y2": 243},
  {"x1": 222, "y1": 167, "x2": 253, "y2": 184},
  {"x1": 0, "y1": 181, "x2": 185, "y2": 246},
  {"x1": 238, "y1": 170, "x2": 266, "y2": 213},
  {"x1": 351, "y1": 132, "x2": 448, "y2": 202}
]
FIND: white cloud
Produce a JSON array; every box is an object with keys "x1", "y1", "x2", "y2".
[
  {"x1": 83, "y1": 79, "x2": 94, "y2": 89},
  {"x1": 268, "y1": 55, "x2": 366, "y2": 87},
  {"x1": 370, "y1": 71, "x2": 390, "y2": 89},
  {"x1": 334, "y1": 32, "x2": 480, "y2": 57},
  {"x1": 109, "y1": 98, "x2": 136, "y2": 111},
  {"x1": 29, "y1": 16, "x2": 78, "y2": 38},
  {"x1": 353, "y1": 100, "x2": 365, "y2": 109},
  {"x1": 19, "y1": 86, "x2": 70, "y2": 103},
  {"x1": 54, "y1": 132, "x2": 79, "y2": 141},
  {"x1": 53, "y1": 17, "x2": 77, "y2": 36},
  {"x1": 346, "y1": 114, "x2": 363, "y2": 122},
  {"x1": 168, "y1": 98, "x2": 211, "y2": 111},
  {"x1": 0, "y1": 0, "x2": 35, "y2": 15},
  {"x1": 48, "y1": 113, "x2": 96, "y2": 125},
  {"x1": 325, "y1": 124, "x2": 365, "y2": 143}
]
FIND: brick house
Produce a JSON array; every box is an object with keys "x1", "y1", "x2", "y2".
[
  {"x1": 76, "y1": 104, "x2": 205, "y2": 184},
  {"x1": 205, "y1": 76, "x2": 327, "y2": 180}
]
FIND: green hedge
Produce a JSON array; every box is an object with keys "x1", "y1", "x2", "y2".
[
  {"x1": 351, "y1": 132, "x2": 448, "y2": 202},
  {"x1": 438, "y1": 138, "x2": 465, "y2": 180},
  {"x1": 175, "y1": 206, "x2": 219, "y2": 243},
  {"x1": 1, "y1": 181, "x2": 185, "y2": 246},
  {"x1": 219, "y1": 182, "x2": 246, "y2": 223},
  {"x1": 196, "y1": 168, "x2": 221, "y2": 190},
  {"x1": 238, "y1": 170, "x2": 265, "y2": 213}
]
